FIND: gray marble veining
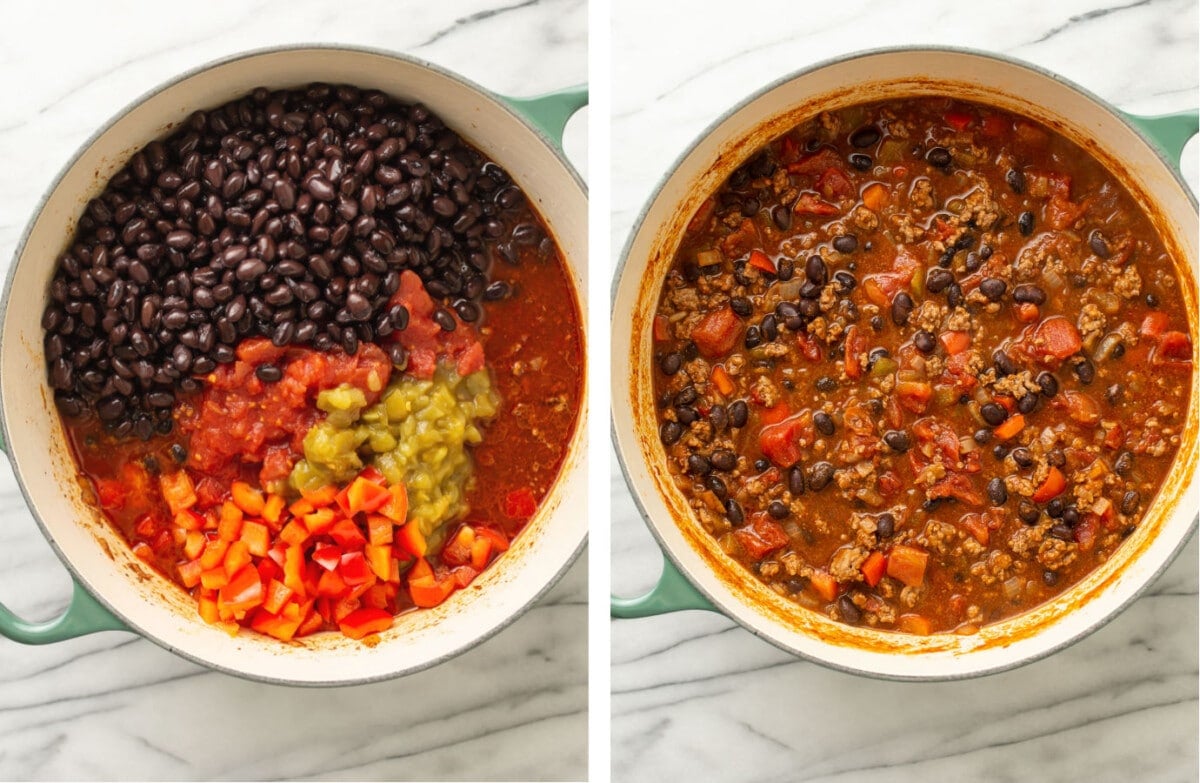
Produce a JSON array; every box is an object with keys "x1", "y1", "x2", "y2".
[
  {"x1": 611, "y1": 2, "x2": 1198, "y2": 782},
  {"x1": 0, "y1": 1, "x2": 586, "y2": 780}
]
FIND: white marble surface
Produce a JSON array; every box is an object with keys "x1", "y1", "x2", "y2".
[
  {"x1": 0, "y1": 1, "x2": 586, "y2": 780},
  {"x1": 611, "y1": 2, "x2": 1198, "y2": 782}
]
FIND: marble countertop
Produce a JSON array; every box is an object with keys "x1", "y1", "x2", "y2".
[
  {"x1": 610, "y1": 2, "x2": 1198, "y2": 782},
  {"x1": 0, "y1": 1, "x2": 586, "y2": 780}
]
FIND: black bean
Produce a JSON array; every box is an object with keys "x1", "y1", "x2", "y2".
[
  {"x1": 883, "y1": 430, "x2": 911, "y2": 453},
  {"x1": 980, "y1": 403, "x2": 1008, "y2": 426},
  {"x1": 925, "y1": 146, "x2": 952, "y2": 167},
  {"x1": 1017, "y1": 394, "x2": 1039, "y2": 415},
  {"x1": 1011, "y1": 447, "x2": 1033, "y2": 468},
  {"x1": 1037, "y1": 371, "x2": 1059, "y2": 398},
  {"x1": 913, "y1": 330, "x2": 936, "y2": 354},
  {"x1": 787, "y1": 465, "x2": 806, "y2": 495},
  {"x1": 808, "y1": 461, "x2": 835, "y2": 491},
  {"x1": 926, "y1": 267, "x2": 954, "y2": 294},
  {"x1": 770, "y1": 204, "x2": 792, "y2": 230},
  {"x1": 1018, "y1": 211, "x2": 1035, "y2": 235},
  {"x1": 838, "y1": 595, "x2": 861, "y2": 623},
  {"x1": 833, "y1": 270, "x2": 857, "y2": 292},
  {"x1": 832, "y1": 235, "x2": 858, "y2": 254},
  {"x1": 987, "y1": 477, "x2": 1008, "y2": 505},
  {"x1": 1072, "y1": 356, "x2": 1096, "y2": 385},
  {"x1": 1088, "y1": 230, "x2": 1110, "y2": 259},
  {"x1": 659, "y1": 421, "x2": 684, "y2": 446},
  {"x1": 850, "y1": 126, "x2": 881, "y2": 148},
  {"x1": 890, "y1": 291, "x2": 914, "y2": 326},
  {"x1": 979, "y1": 277, "x2": 1006, "y2": 301},
  {"x1": 809, "y1": 411, "x2": 833, "y2": 437},
  {"x1": 1012, "y1": 284, "x2": 1046, "y2": 304},
  {"x1": 743, "y1": 325, "x2": 762, "y2": 349},
  {"x1": 758, "y1": 499, "x2": 786, "y2": 520},
  {"x1": 724, "y1": 498, "x2": 745, "y2": 526},
  {"x1": 1018, "y1": 500, "x2": 1040, "y2": 524},
  {"x1": 728, "y1": 400, "x2": 749, "y2": 428},
  {"x1": 973, "y1": 428, "x2": 992, "y2": 444},
  {"x1": 849, "y1": 153, "x2": 872, "y2": 172},
  {"x1": 777, "y1": 257, "x2": 795, "y2": 282},
  {"x1": 710, "y1": 449, "x2": 737, "y2": 472},
  {"x1": 1005, "y1": 168, "x2": 1025, "y2": 194},
  {"x1": 1114, "y1": 451, "x2": 1133, "y2": 475},
  {"x1": 815, "y1": 375, "x2": 838, "y2": 392},
  {"x1": 760, "y1": 314, "x2": 779, "y2": 342},
  {"x1": 705, "y1": 475, "x2": 728, "y2": 501},
  {"x1": 1062, "y1": 506, "x2": 1080, "y2": 527},
  {"x1": 992, "y1": 350, "x2": 1017, "y2": 376},
  {"x1": 805, "y1": 255, "x2": 827, "y2": 286},
  {"x1": 659, "y1": 353, "x2": 682, "y2": 376},
  {"x1": 675, "y1": 407, "x2": 699, "y2": 425},
  {"x1": 256, "y1": 364, "x2": 282, "y2": 382},
  {"x1": 1120, "y1": 490, "x2": 1140, "y2": 515},
  {"x1": 875, "y1": 513, "x2": 895, "y2": 539}
]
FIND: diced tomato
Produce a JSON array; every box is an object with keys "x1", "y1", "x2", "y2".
[
  {"x1": 896, "y1": 381, "x2": 932, "y2": 414},
  {"x1": 1024, "y1": 316, "x2": 1082, "y2": 366},
  {"x1": 878, "y1": 471, "x2": 902, "y2": 497},
  {"x1": 1015, "y1": 302, "x2": 1040, "y2": 323},
  {"x1": 503, "y1": 487, "x2": 538, "y2": 519},
  {"x1": 928, "y1": 472, "x2": 983, "y2": 507},
  {"x1": 817, "y1": 167, "x2": 854, "y2": 200},
  {"x1": 861, "y1": 551, "x2": 887, "y2": 587},
  {"x1": 1032, "y1": 466, "x2": 1067, "y2": 503},
  {"x1": 944, "y1": 109, "x2": 973, "y2": 131},
  {"x1": 1074, "y1": 514, "x2": 1099, "y2": 552},
  {"x1": 1103, "y1": 424, "x2": 1125, "y2": 451},
  {"x1": 939, "y1": 330, "x2": 971, "y2": 355},
  {"x1": 692, "y1": 306, "x2": 743, "y2": 358},
  {"x1": 886, "y1": 544, "x2": 929, "y2": 588},
  {"x1": 1152, "y1": 331, "x2": 1192, "y2": 368},
  {"x1": 758, "y1": 411, "x2": 812, "y2": 468},
  {"x1": 844, "y1": 325, "x2": 867, "y2": 379},
  {"x1": 787, "y1": 147, "x2": 841, "y2": 177},
  {"x1": 959, "y1": 513, "x2": 990, "y2": 546},
  {"x1": 653, "y1": 314, "x2": 670, "y2": 342},
  {"x1": 793, "y1": 191, "x2": 839, "y2": 216},
  {"x1": 796, "y1": 332, "x2": 821, "y2": 362},
  {"x1": 1061, "y1": 391, "x2": 1100, "y2": 425},
  {"x1": 1139, "y1": 311, "x2": 1170, "y2": 340},
  {"x1": 733, "y1": 513, "x2": 790, "y2": 559}
]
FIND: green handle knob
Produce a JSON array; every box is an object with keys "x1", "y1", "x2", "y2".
[
  {"x1": 0, "y1": 579, "x2": 127, "y2": 644},
  {"x1": 0, "y1": 432, "x2": 128, "y2": 642},
  {"x1": 501, "y1": 84, "x2": 588, "y2": 150},
  {"x1": 611, "y1": 553, "x2": 716, "y2": 617},
  {"x1": 1123, "y1": 109, "x2": 1199, "y2": 168}
]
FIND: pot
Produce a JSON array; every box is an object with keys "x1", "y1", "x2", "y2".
[
  {"x1": 0, "y1": 45, "x2": 588, "y2": 686},
  {"x1": 611, "y1": 47, "x2": 1197, "y2": 680}
]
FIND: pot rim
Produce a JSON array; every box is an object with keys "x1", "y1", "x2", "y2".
[
  {"x1": 3, "y1": 43, "x2": 588, "y2": 686},
  {"x1": 611, "y1": 44, "x2": 1197, "y2": 680}
]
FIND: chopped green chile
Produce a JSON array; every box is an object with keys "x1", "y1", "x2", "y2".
[{"x1": 653, "y1": 97, "x2": 1193, "y2": 635}]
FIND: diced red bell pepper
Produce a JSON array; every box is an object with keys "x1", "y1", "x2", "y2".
[
  {"x1": 796, "y1": 332, "x2": 821, "y2": 362},
  {"x1": 339, "y1": 551, "x2": 372, "y2": 586},
  {"x1": 1152, "y1": 331, "x2": 1192, "y2": 368},
  {"x1": 1032, "y1": 466, "x2": 1067, "y2": 503},
  {"x1": 808, "y1": 570, "x2": 839, "y2": 602},
  {"x1": 886, "y1": 544, "x2": 929, "y2": 588},
  {"x1": 218, "y1": 565, "x2": 264, "y2": 617},
  {"x1": 396, "y1": 522, "x2": 427, "y2": 558},
  {"x1": 379, "y1": 483, "x2": 410, "y2": 523},
  {"x1": 441, "y1": 526, "x2": 477, "y2": 567},
  {"x1": 817, "y1": 167, "x2": 854, "y2": 200},
  {"x1": 653, "y1": 314, "x2": 671, "y2": 342},
  {"x1": 328, "y1": 518, "x2": 368, "y2": 549},
  {"x1": 159, "y1": 471, "x2": 197, "y2": 516},
  {"x1": 944, "y1": 109, "x2": 973, "y2": 131},
  {"x1": 408, "y1": 569, "x2": 456, "y2": 608},
  {"x1": 95, "y1": 479, "x2": 128, "y2": 511},
  {"x1": 939, "y1": 330, "x2": 971, "y2": 355},
  {"x1": 692, "y1": 306, "x2": 743, "y2": 358},
  {"x1": 747, "y1": 249, "x2": 776, "y2": 274},
  {"x1": 312, "y1": 543, "x2": 343, "y2": 572},
  {"x1": 897, "y1": 614, "x2": 932, "y2": 635},
  {"x1": 317, "y1": 567, "x2": 349, "y2": 598},
  {"x1": 1139, "y1": 311, "x2": 1169, "y2": 339},
  {"x1": 861, "y1": 551, "x2": 887, "y2": 587},
  {"x1": 336, "y1": 476, "x2": 393, "y2": 517}
]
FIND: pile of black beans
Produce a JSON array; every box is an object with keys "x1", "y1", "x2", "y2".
[{"x1": 43, "y1": 83, "x2": 548, "y2": 440}]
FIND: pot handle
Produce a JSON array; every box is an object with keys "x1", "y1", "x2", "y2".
[
  {"x1": 1123, "y1": 109, "x2": 1199, "y2": 167},
  {"x1": 501, "y1": 85, "x2": 588, "y2": 151},
  {"x1": 0, "y1": 441, "x2": 128, "y2": 643},
  {"x1": 611, "y1": 553, "x2": 717, "y2": 618}
]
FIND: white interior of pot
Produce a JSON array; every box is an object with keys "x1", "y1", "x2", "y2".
[
  {"x1": 2, "y1": 48, "x2": 588, "y2": 684},
  {"x1": 613, "y1": 49, "x2": 1197, "y2": 679}
]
